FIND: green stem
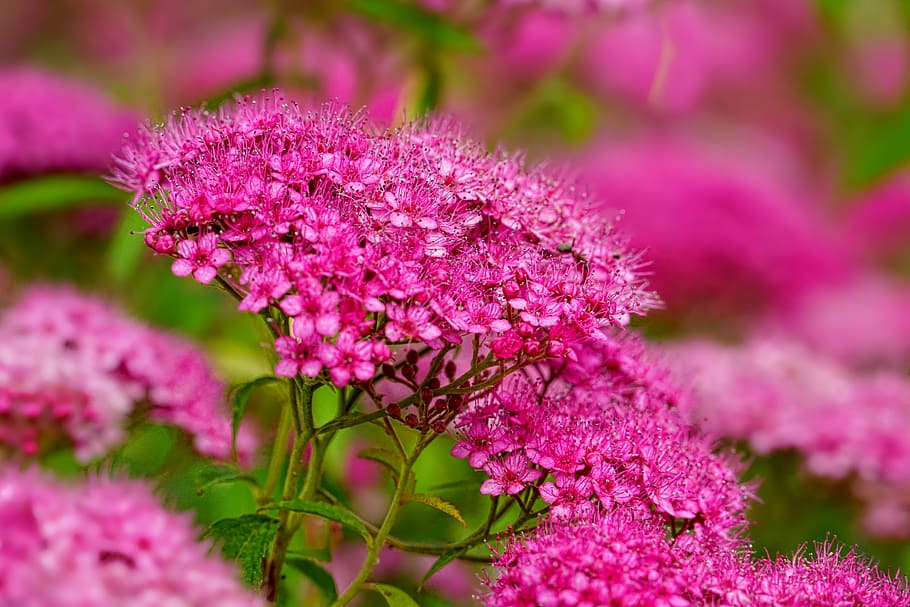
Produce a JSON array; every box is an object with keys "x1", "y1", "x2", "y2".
[
  {"x1": 265, "y1": 380, "x2": 315, "y2": 602},
  {"x1": 332, "y1": 437, "x2": 428, "y2": 607},
  {"x1": 259, "y1": 403, "x2": 293, "y2": 504}
]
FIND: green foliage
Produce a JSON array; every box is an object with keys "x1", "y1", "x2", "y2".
[
  {"x1": 362, "y1": 583, "x2": 422, "y2": 607},
  {"x1": 194, "y1": 464, "x2": 259, "y2": 496},
  {"x1": 205, "y1": 514, "x2": 280, "y2": 588},
  {"x1": 418, "y1": 547, "x2": 465, "y2": 590},
  {"x1": 287, "y1": 558, "x2": 338, "y2": 605},
  {"x1": 231, "y1": 376, "x2": 282, "y2": 459},
  {"x1": 0, "y1": 175, "x2": 122, "y2": 217},
  {"x1": 264, "y1": 500, "x2": 373, "y2": 542},
  {"x1": 346, "y1": 0, "x2": 483, "y2": 53},
  {"x1": 358, "y1": 447, "x2": 404, "y2": 478},
  {"x1": 106, "y1": 211, "x2": 149, "y2": 282},
  {"x1": 404, "y1": 493, "x2": 466, "y2": 527}
]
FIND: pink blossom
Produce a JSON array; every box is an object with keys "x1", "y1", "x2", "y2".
[
  {"x1": 484, "y1": 510, "x2": 750, "y2": 607},
  {"x1": 665, "y1": 336, "x2": 910, "y2": 537},
  {"x1": 0, "y1": 284, "x2": 255, "y2": 462},
  {"x1": 843, "y1": 172, "x2": 910, "y2": 264},
  {"x1": 112, "y1": 94, "x2": 652, "y2": 388},
  {"x1": 0, "y1": 469, "x2": 264, "y2": 607},
  {"x1": 480, "y1": 452, "x2": 541, "y2": 495},
  {"x1": 171, "y1": 233, "x2": 231, "y2": 284},
  {"x1": 580, "y1": 134, "x2": 849, "y2": 317},
  {"x1": 0, "y1": 67, "x2": 137, "y2": 180},
  {"x1": 453, "y1": 334, "x2": 751, "y2": 542}
]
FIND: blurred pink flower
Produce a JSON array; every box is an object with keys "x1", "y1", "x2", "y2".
[
  {"x1": 764, "y1": 275, "x2": 910, "y2": 370},
  {"x1": 0, "y1": 284, "x2": 256, "y2": 462},
  {"x1": 580, "y1": 134, "x2": 848, "y2": 318},
  {"x1": 665, "y1": 336, "x2": 910, "y2": 537},
  {"x1": 0, "y1": 468, "x2": 264, "y2": 607},
  {"x1": 844, "y1": 172, "x2": 910, "y2": 264},
  {"x1": 848, "y1": 37, "x2": 909, "y2": 108},
  {"x1": 0, "y1": 67, "x2": 137, "y2": 180}
]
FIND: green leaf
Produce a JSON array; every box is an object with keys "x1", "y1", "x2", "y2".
[
  {"x1": 0, "y1": 175, "x2": 123, "y2": 217},
  {"x1": 231, "y1": 376, "x2": 281, "y2": 459},
  {"x1": 363, "y1": 583, "x2": 422, "y2": 607},
  {"x1": 418, "y1": 547, "x2": 464, "y2": 591},
  {"x1": 106, "y1": 211, "x2": 149, "y2": 282},
  {"x1": 426, "y1": 478, "x2": 481, "y2": 493},
  {"x1": 287, "y1": 547, "x2": 331, "y2": 563},
  {"x1": 205, "y1": 514, "x2": 279, "y2": 587},
  {"x1": 265, "y1": 500, "x2": 372, "y2": 542},
  {"x1": 287, "y1": 558, "x2": 338, "y2": 605},
  {"x1": 404, "y1": 493, "x2": 466, "y2": 527},
  {"x1": 357, "y1": 447, "x2": 403, "y2": 477},
  {"x1": 195, "y1": 464, "x2": 258, "y2": 496},
  {"x1": 346, "y1": 0, "x2": 483, "y2": 53}
]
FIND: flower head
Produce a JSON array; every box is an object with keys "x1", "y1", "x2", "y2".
[
  {"x1": 111, "y1": 94, "x2": 653, "y2": 388},
  {"x1": 0, "y1": 468, "x2": 264, "y2": 607},
  {"x1": 0, "y1": 284, "x2": 254, "y2": 462},
  {"x1": 453, "y1": 333, "x2": 751, "y2": 543},
  {"x1": 484, "y1": 510, "x2": 750, "y2": 607},
  {"x1": 0, "y1": 67, "x2": 137, "y2": 180}
]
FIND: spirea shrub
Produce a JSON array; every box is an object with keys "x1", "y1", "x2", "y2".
[
  {"x1": 0, "y1": 468, "x2": 264, "y2": 607},
  {"x1": 0, "y1": 283, "x2": 254, "y2": 461},
  {"x1": 98, "y1": 90, "x2": 910, "y2": 606}
]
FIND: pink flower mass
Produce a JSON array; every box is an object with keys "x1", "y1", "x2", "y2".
[
  {"x1": 0, "y1": 284, "x2": 254, "y2": 462},
  {"x1": 111, "y1": 93, "x2": 654, "y2": 387},
  {"x1": 0, "y1": 468, "x2": 264, "y2": 607},
  {"x1": 0, "y1": 67, "x2": 137, "y2": 180}
]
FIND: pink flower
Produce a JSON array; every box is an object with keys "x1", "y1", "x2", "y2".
[
  {"x1": 384, "y1": 304, "x2": 442, "y2": 343},
  {"x1": 0, "y1": 469, "x2": 264, "y2": 607},
  {"x1": 111, "y1": 94, "x2": 653, "y2": 389},
  {"x1": 0, "y1": 67, "x2": 138, "y2": 179},
  {"x1": 480, "y1": 452, "x2": 541, "y2": 495},
  {"x1": 171, "y1": 233, "x2": 231, "y2": 284},
  {"x1": 318, "y1": 331, "x2": 376, "y2": 387},
  {"x1": 0, "y1": 284, "x2": 255, "y2": 462},
  {"x1": 455, "y1": 333, "x2": 751, "y2": 543}
]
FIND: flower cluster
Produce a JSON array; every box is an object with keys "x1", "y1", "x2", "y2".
[
  {"x1": 452, "y1": 334, "x2": 750, "y2": 543},
  {"x1": 665, "y1": 337, "x2": 910, "y2": 536},
  {"x1": 484, "y1": 509, "x2": 747, "y2": 607},
  {"x1": 111, "y1": 94, "x2": 653, "y2": 388},
  {"x1": 0, "y1": 468, "x2": 264, "y2": 607},
  {"x1": 0, "y1": 67, "x2": 137, "y2": 180},
  {"x1": 0, "y1": 284, "x2": 253, "y2": 461},
  {"x1": 485, "y1": 512, "x2": 910, "y2": 607},
  {"x1": 764, "y1": 276, "x2": 910, "y2": 370},
  {"x1": 844, "y1": 171, "x2": 910, "y2": 264},
  {"x1": 579, "y1": 135, "x2": 846, "y2": 315}
]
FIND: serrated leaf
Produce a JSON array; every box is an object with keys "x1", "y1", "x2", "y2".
[
  {"x1": 357, "y1": 447, "x2": 403, "y2": 477},
  {"x1": 265, "y1": 500, "x2": 372, "y2": 542},
  {"x1": 0, "y1": 175, "x2": 123, "y2": 217},
  {"x1": 363, "y1": 583, "x2": 422, "y2": 607},
  {"x1": 195, "y1": 464, "x2": 258, "y2": 496},
  {"x1": 205, "y1": 514, "x2": 278, "y2": 587},
  {"x1": 107, "y1": 211, "x2": 149, "y2": 282},
  {"x1": 404, "y1": 493, "x2": 466, "y2": 527},
  {"x1": 232, "y1": 376, "x2": 281, "y2": 459},
  {"x1": 346, "y1": 0, "x2": 483, "y2": 53},
  {"x1": 287, "y1": 558, "x2": 338, "y2": 605},
  {"x1": 418, "y1": 547, "x2": 463, "y2": 591}
]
